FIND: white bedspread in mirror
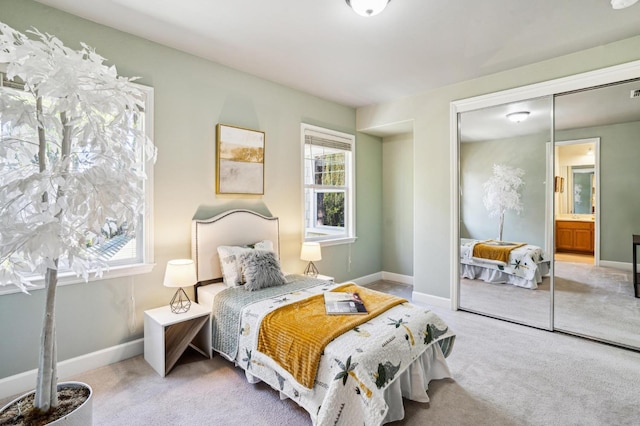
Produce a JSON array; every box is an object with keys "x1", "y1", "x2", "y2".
[{"x1": 460, "y1": 238, "x2": 550, "y2": 289}]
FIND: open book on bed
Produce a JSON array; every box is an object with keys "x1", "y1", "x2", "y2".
[{"x1": 323, "y1": 291, "x2": 367, "y2": 315}]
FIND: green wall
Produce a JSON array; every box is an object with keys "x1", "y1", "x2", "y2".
[
  {"x1": 461, "y1": 133, "x2": 548, "y2": 248},
  {"x1": 382, "y1": 133, "x2": 414, "y2": 276},
  {"x1": 557, "y1": 121, "x2": 640, "y2": 263},
  {"x1": 0, "y1": 0, "x2": 382, "y2": 379}
]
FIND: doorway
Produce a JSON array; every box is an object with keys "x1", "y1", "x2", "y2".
[{"x1": 554, "y1": 139, "x2": 598, "y2": 266}]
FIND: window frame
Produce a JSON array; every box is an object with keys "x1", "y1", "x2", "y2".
[
  {"x1": 301, "y1": 123, "x2": 356, "y2": 246},
  {"x1": 0, "y1": 83, "x2": 155, "y2": 295}
]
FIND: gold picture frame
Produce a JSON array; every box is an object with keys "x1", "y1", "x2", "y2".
[
  {"x1": 554, "y1": 176, "x2": 564, "y2": 193},
  {"x1": 216, "y1": 123, "x2": 265, "y2": 195}
]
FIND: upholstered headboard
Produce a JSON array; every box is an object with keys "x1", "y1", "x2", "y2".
[{"x1": 191, "y1": 209, "x2": 280, "y2": 283}]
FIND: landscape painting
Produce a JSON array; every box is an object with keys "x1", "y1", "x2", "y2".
[{"x1": 216, "y1": 124, "x2": 265, "y2": 194}]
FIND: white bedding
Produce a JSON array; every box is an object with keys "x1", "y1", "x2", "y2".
[
  {"x1": 191, "y1": 210, "x2": 455, "y2": 424},
  {"x1": 199, "y1": 281, "x2": 454, "y2": 425},
  {"x1": 460, "y1": 238, "x2": 550, "y2": 289}
]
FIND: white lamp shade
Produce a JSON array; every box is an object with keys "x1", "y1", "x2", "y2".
[
  {"x1": 163, "y1": 259, "x2": 197, "y2": 288},
  {"x1": 347, "y1": 0, "x2": 390, "y2": 17},
  {"x1": 300, "y1": 242, "x2": 322, "y2": 262}
]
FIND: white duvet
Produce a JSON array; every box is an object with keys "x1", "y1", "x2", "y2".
[{"x1": 227, "y1": 282, "x2": 455, "y2": 425}]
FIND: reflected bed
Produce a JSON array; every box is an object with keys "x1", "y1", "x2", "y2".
[{"x1": 460, "y1": 238, "x2": 550, "y2": 289}]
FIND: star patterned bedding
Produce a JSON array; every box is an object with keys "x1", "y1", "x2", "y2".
[
  {"x1": 211, "y1": 276, "x2": 455, "y2": 426},
  {"x1": 460, "y1": 238, "x2": 550, "y2": 289}
]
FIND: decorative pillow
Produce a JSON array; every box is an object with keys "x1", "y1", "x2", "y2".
[
  {"x1": 245, "y1": 239, "x2": 274, "y2": 252},
  {"x1": 217, "y1": 245, "x2": 251, "y2": 287},
  {"x1": 217, "y1": 241, "x2": 276, "y2": 287},
  {"x1": 239, "y1": 249, "x2": 286, "y2": 291}
]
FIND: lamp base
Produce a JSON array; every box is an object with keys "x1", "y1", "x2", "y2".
[
  {"x1": 169, "y1": 287, "x2": 191, "y2": 314},
  {"x1": 303, "y1": 261, "x2": 319, "y2": 277}
]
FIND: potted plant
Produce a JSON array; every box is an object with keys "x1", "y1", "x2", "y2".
[
  {"x1": 482, "y1": 163, "x2": 524, "y2": 241},
  {"x1": 0, "y1": 22, "x2": 155, "y2": 424}
]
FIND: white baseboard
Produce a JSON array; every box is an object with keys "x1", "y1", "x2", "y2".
[
  {"x1": 381, "y1": 271, "x2": 413, "y2": 285},
  {"x1": 0, "y1": 338, "x2": 143, "y2": 400},
  {"x1": 350, "y1": 272, "x2": 382, "y2": 286},
  {"x1": 599, "y1": 260, "x2": 633, "y2": 271},
  {"x1": 412, "y1": 291, "x2": 451, "y2": 309},
  {"x1": 355, "y1": 271, "x2": 451, "y2": 309}
]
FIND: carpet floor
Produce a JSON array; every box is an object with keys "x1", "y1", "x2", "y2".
[{"x1": 460, "y1": 261, "x2": 640, "y2": 349}]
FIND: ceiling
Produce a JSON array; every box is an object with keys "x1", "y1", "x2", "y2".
[
  {"x1": 460, "y1": 78, "x2": 640, "y2": 142},
  {"x1": 34, "y1": 0, "x2": 640, "y2": 110}
]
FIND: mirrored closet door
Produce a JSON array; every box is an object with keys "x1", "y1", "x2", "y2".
[
  {"x1": 457, "y1": 97, "x2": 553, "y2": 330},
  {"x1": 553, "y1": 79, "x2": 640, "y2": 350},
  {"x1": 454, "y1": 66, "x2": 640, "y2": 351}
]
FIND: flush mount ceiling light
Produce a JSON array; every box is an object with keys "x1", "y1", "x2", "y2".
[
  {"x1": 611, "y1": 0, "x2": 639, "y2": 9},
  {"x1": 506, "y1": 111, "x2": 530, "y2": 123},
  {"x1": 345, "y1": 0, "x2": 390, "y2": 17}
]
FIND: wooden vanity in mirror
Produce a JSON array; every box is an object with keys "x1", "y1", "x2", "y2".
[{"x1": 555, "y1": 220, "x2": 594, "y2": 254}]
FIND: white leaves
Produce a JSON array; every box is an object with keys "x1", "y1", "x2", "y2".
[
  {"x1": 0, "y1": 21, "x2": 155, "y2": 289},
  {"x1": 483, "y1": 164, "x2": 525, "y2": 218}
]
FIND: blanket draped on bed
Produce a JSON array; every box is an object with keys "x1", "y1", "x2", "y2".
[
  {"x1": 211, "y1": 275, "x2": 327, "y2": 360},
  {"x1": 256, "y1": 283, "x2": 407, "y2": 389},
  {"x1": 472, "y1": 240, "x2": 525, "y2": 264}
]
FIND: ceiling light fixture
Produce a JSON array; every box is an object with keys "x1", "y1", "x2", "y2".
[
  {"x1": 611, "y1": 0, "x2": 639, "y2": 9},
  {"x1": 345, "y1": 0, "x2": 390, "y2": 17},
  {"x1": 506, "y1": 111, "x2": 530, "y2": 123}
]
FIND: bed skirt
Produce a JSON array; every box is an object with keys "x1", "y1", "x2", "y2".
[
  {"x1": 460, "y1": 262, "x2": 550, "y2": 289},
  {"x1": 243, "y1": 343, "x2": 452, "y2": 425}
]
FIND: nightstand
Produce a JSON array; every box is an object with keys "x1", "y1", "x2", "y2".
[
  {"x1": 144, "y1": 303, "x2": 211, "y2": 377},
  {"x1": 316, "y1": 274, "x2": 335, "y2": 283}
]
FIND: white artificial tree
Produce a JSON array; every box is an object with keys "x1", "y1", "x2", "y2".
[
  {"x1": 482, "y1": 164, "x2": 525, "y2": 241},
  {"x1": 0, "y1": 22, "x2": 155, "y2": 415}
]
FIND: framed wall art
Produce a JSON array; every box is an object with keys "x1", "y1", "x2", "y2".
[{"x1": 216, "y1": 123, "x2": 265, "y2": 195}]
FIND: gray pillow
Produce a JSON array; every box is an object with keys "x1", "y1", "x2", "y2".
[{"x1": 239, "y1": 249, "x2": 286, "y2": 291}]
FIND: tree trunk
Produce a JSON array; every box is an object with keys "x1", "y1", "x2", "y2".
[
  {"x1": 34, "y1": 265, "x2": 58, "y2": 412},
  {"x1": 32, "y1": 103, "x2": 73, "y2": 413},
  {"x1": 498, "y1": 210, "x2": 505, "y2": 241}
]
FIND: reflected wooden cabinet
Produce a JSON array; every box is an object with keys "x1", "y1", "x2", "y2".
[{"x1": 556, "y1": 220, "x2": 594, "y2": 254}]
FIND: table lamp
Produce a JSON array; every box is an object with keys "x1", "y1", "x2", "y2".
[
  {"x1": 163, "y1": 259, "x2": 197, "y2": 313},
  {"x1": 301, "y1": 242, "x2": 322, "y2": 277}
]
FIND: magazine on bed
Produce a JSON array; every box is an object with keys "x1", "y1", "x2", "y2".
[{"x1": 324, "y1": 291, "x2": 367, "y2": 315}]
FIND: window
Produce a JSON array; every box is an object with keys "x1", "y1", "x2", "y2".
[
  {"x1": 302, "y1": 123, "x2": 356, "y2": 244},
  {"x1": 0, "y1": 74, "x2": 154, "y2": 294}
]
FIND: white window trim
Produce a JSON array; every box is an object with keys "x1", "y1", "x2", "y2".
[
  {"x1": 301, "y1": 123, "x2": 357, "y2": 246},
  {"x1": 0, "y1": 84, "x2": 156, "y2": 296}
]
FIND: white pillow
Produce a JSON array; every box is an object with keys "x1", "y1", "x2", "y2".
[
  {"x1": 247, "y1": 239, "x2": 274, "y2": 252},
  {"x1": 217, "y1": 240, "x2": 276, "y2": 287},
  {"x1": 217, "y1": 246, "x2": 251, "y2": 287}
]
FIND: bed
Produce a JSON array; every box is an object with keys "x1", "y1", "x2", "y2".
[
  {"x1": 460, "y1": 238, "x2": 550, "y2": 289},
  {"x1": 191, "y1": 209, "x2": 456, "y2": 425}
]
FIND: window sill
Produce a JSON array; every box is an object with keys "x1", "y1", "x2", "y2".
[
  {"x1": 0, "y1": 262, "x2": 156, "y2": 296},
  {"x1": 310, "y1": 237, "x2": 358, "y2": 247}
]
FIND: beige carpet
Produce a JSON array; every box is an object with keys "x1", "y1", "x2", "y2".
[
  {"x1": 460, "y1": 261, "x2": 640, "y2": 349},
  {"x1": 3, "y1": 282, "x2": 639, "y2": 425}
]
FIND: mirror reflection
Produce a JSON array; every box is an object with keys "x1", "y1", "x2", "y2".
[
  {"x1": 554, "y1": 79, "x2": 640, "y2": 350},
  {"x1": 458, "y1": 97, "x2": 552, "y2": 329}
]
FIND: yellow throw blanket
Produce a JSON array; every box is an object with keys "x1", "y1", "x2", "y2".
[
  {"x1": 472, "y1": 240, "x2": 525, "y2": 264},
  {"x1": 256, "y1": 283, "x2": 407, "y2": 389}
]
